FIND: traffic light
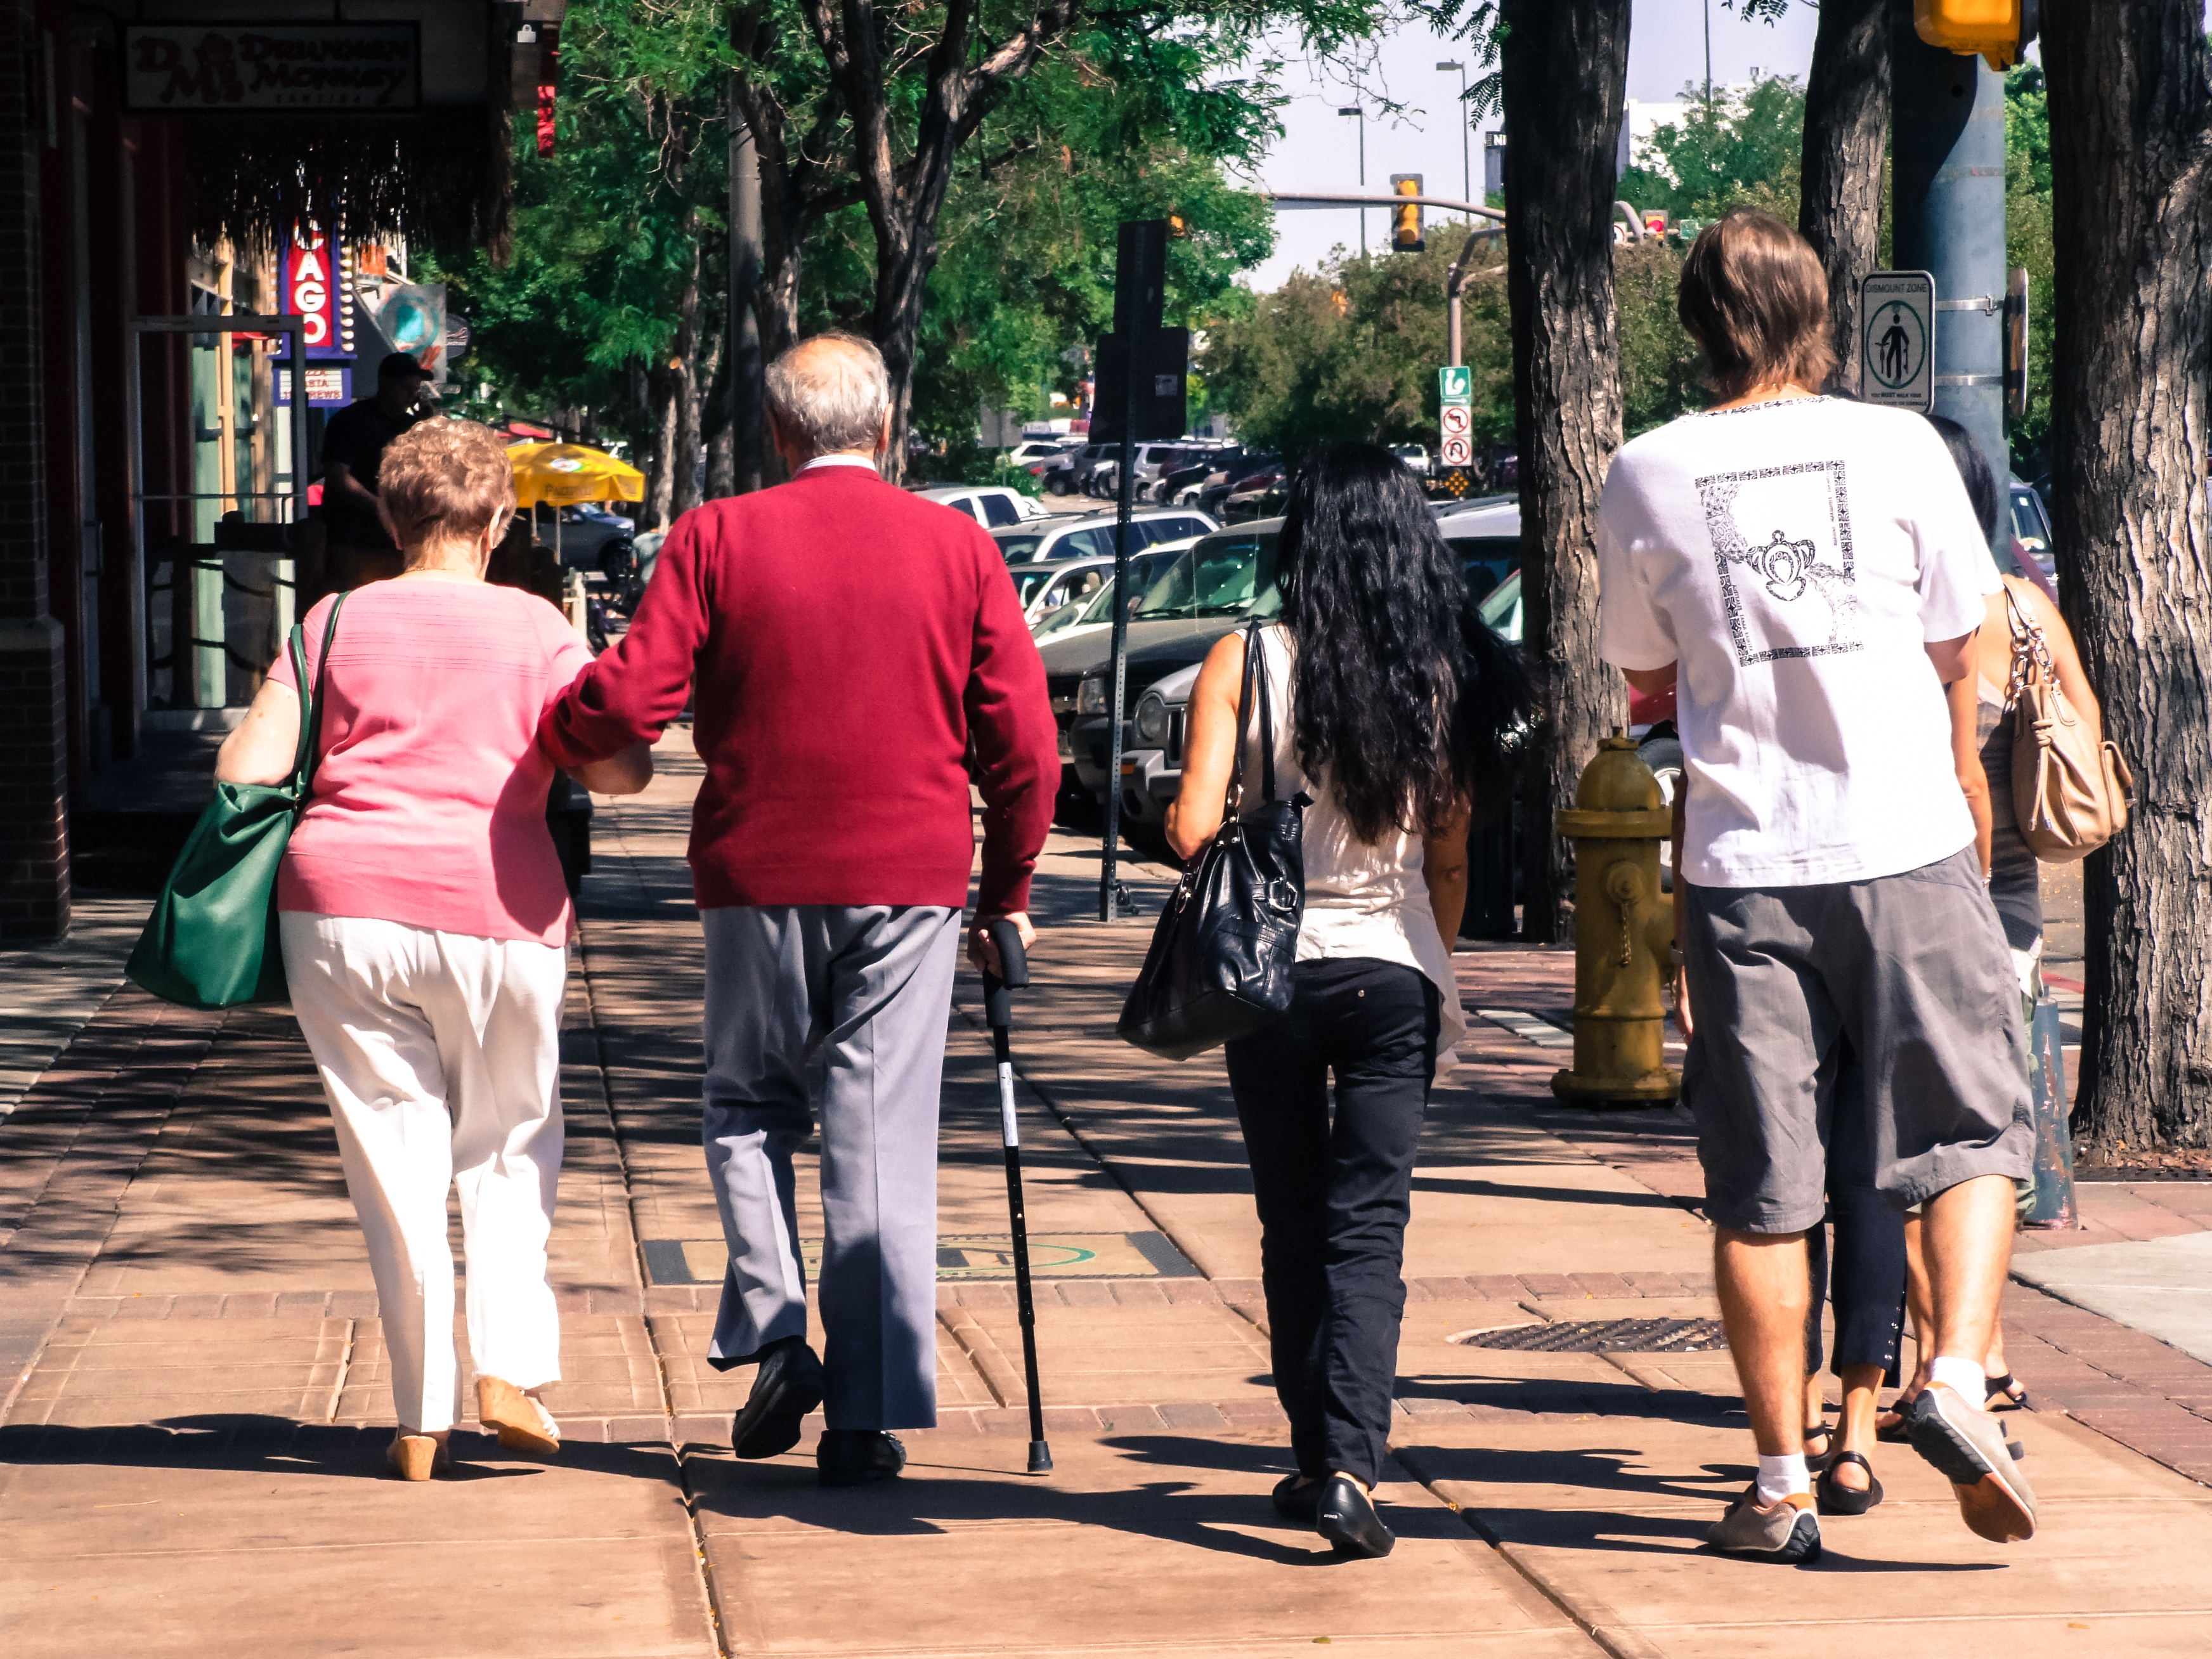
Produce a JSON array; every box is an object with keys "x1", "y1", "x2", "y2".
[
  {"x1": 1389, "y1": 174, "x2": 1424, "y2": 254},
  {"x1": 1913, "y1": 0, "x2": 2034, "y2": 68},
  {"x1": 1166, "y1": 210, "x2": 1190, "y2": 239}
]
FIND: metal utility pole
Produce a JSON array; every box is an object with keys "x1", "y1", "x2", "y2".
[
  {"x1": 1436, "y1": 61, "x2": 1471, "y2": 204},
  {"x1": 1703, "y1": 0, "x2": 1714, "y2": 110},
  {"x1": 727, "y1": 83, "x2": 765, "y2": 492},
  {"x1": 1892, "y1": 25, "x2": 2007, "y2": 561},
  {"x1": 1098, "y1": 221, "x2": 1169, "y2": 923},
  {"x1": 1446, "y1": 226, "x2": 1506, "y2": 367},
  {"x1": 1337, "y1": 106, "x2": 1367, "y2": 253}
]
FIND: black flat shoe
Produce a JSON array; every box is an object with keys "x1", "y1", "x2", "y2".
[
  {"x1": 817, "y1": 1429, "x2": 906, "y2": 1487},
  {"x1": 1986, "y1": 1372, "x2": 2031, "y2": 1412},
  {"x1": 1815, "y1": 1450, "x2": 1883, "y2": 1516},
  {"x1": 1316, "y1": 1474, "x2": 1395, "y2": 1559},
  {"x1": 731, "y1": 1337, "x2": 825, "y2": 1459},
  {"x1": 1272, "y1": 1473, "x2": 1322, "y2": 1521}
]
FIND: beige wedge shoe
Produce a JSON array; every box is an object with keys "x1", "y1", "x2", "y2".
[
  {"x1": 387, "y1": 1433, "x2": 450, "y2": 1481},
  {"x1": 478, "y1": 1375, "x2": 561, "y2": 1455}
]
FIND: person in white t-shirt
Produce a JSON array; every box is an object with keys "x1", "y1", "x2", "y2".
[{"x1": 1596, "y1": 209, "x2": 2037, "y2": 1563}]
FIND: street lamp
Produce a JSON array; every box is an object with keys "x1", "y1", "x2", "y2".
[
  {"x1": 1435, "y1": 62, "x2": 1471, "y2": 205},
  {"x1": 1337, "y1": 105, "x2": 1365, "y2": 254}
]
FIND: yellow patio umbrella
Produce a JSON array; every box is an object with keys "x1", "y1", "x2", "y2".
[{"x1": 507, "y1": 441, "x2": 645, "y2": 566}]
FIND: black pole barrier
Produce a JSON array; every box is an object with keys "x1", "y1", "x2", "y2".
[{"x1": 982, "y1": 918, "x2": 1051, "y2": 1474}]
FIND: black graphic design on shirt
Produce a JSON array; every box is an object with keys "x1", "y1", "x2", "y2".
[{"x1": 1695, "y1": 459, "x2": 1862, "y2": 666}]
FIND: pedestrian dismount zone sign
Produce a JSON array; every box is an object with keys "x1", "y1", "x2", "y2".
[{"x1": 1861, "y1": 270, "x2": 1934, "y2": 413}]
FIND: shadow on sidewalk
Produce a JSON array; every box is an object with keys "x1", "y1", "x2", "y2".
[
  {"x1": 0, "y1": 1417, "x2": 678, "y2": 1486},
  {"x1": 691, "y1": 1433, "x2": 1465, "y2": 1565}
]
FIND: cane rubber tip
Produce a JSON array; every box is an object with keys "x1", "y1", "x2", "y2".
[{"x1": 1027, "y1": 1441, "x2": 1054, "y2": 1475}]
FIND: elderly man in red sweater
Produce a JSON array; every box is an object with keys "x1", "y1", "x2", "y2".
[{"x1": 541, "y1": 332, "x2": 1058, "y2": 1487}]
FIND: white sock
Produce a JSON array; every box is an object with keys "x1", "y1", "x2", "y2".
[
  {"x1": 1755, "y1": 1452, "x2": 1810, "y2": 1507},
  {"x1": 1929, "y1": 1355, "x2": 1986, "y2": 1400}
]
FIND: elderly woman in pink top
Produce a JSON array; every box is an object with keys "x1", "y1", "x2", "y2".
[{"x1": 215, "y1": 418, "x2": 649, "y2": 1480}]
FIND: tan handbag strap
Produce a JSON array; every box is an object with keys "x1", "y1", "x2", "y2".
[{"x1": 2001, "y1": 583, "x2": 2059, "y2": 713}]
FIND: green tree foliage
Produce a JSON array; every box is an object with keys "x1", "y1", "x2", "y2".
[
  {"x1": 1618, "y1": 75, "x2": 1806, "y2": 227},
  {"x1": 1203, "y1": 229, "x2": 1707, "y2": 456},
  {"x1": 2005, "y1": 62, "x2": 2055, "y2": 478},
  {"x1": 429, "y1": 0, "x2": 730, "y2": 465}
]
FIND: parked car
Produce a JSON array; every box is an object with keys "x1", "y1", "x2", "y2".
[
  {"x1": 1108, "y1": 503, "x2": 1681, "y2": 835},
  {"x1": 1152, "y1": 446, "x2": 1250, "y2": 504},
  {"x1": 1029, "y1": 542, "x2": 1196, "y2": 643},
  {"x1": 1392, "y1": 444, "x2": 1433, "y2": 477},
  {"x1": 991, "y1": 508, "x2": 1217, "y2": 565},
  {"x1": 2007, "y1": 475, "x2": 2057, "y2": 585},
  {"x1": 1044, "y1": 523, "x2": 1282, "y2": 816},
  {"x1": 1041, "y1": 443, "x2": 1115, "y2": 497},
  {"x1": 913, "y1": 484, "x2": 1050, "y2": 527},
  {"x1": 1005, "y1": 438, "x2": 1076, "y2": 465},
  {"x1": 1008, "y1": 556, "x2": 1113, "y2": 625},
  {"x1": 530, "y1": 502, "x2": 635, "y2": 574},
  {"x1": 1084, "y1": 441, "x2": 1194, "y2": 498}
]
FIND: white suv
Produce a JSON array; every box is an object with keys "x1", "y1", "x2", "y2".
[
  {"x1": 989, "y1": 508, "x2": 1218, "y2": 564},
  {"x1": 913, "y1": 485, "x2": 1051, "y2": 527}
]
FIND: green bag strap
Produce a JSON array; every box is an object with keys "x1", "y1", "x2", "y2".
[{"x1": 290, "y1": 590, "x2": 349, "y2": 795}]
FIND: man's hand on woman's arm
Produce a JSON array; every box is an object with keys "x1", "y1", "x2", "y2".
[{"x1": 568, "y1": 742, "x2": 654, "y2": 797}]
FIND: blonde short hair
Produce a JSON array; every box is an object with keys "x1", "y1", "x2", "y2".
[
  {"x1": 764, "y1": 332, "x2": 890, "y2": 455},
  {"x1": 376, "y1": 418, "x2": 517, "y2": 549},
  {"x1": 1677, "y1": 209, "x2": 1838, "y2": 400}
]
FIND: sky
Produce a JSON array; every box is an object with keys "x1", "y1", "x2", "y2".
[{"x1": 1241, "y1": 0, "x2": 1823, "y2": 290}]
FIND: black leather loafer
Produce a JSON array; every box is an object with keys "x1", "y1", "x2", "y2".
[
  {"x1": 731, "y1": 1337, "x2": 825, "y2": 1460},
  {"x1": 1272, "y1": 1473, "x2": 1323, "y2": 1521},
  {"x1": 817, "y1": 1429, "x2": 906, "y2": 1487},
  {"x1": 1317, "y1": 1474, "x2": 1395, "y2": 1558}
]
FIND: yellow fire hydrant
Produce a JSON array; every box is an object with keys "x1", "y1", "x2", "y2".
[{"x1": 1551, "y1": 732, "x2": 1680, "y2": 1105}]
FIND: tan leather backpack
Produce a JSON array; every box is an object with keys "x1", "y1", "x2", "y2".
[{"x1": 2006, "y1": 586, "x2": 2133, "y2": 862}]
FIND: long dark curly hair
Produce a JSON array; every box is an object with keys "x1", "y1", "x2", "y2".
[{"x1": 1276, "y1": 443, "x2": 1526, "y2": 843}]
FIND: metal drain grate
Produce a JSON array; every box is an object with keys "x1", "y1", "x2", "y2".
[{"x1": 1453, "y1": 1318, "x2": 1729, "y2": 1354}]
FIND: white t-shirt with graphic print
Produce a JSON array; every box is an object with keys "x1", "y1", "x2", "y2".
[{"x1": 1597, "y1": 396, "x2": 2001, "y2": 888}]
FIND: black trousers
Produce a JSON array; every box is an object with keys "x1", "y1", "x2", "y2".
[
  {"x1": 1223, "y1": 958, "x2": 1440, "y2": 1487},
  {"x1": 1804, "y1": 1043, "x2": 1908, "y2": 1381}
]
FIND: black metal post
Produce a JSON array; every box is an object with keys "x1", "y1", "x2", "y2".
[{"x1": 1098, "y1": 335, "x2": 1140, "y2": 921}]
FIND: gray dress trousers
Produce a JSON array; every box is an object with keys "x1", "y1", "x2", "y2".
[{"x1": 699, "y1": 903, "x2": 961, "y2": 1431}]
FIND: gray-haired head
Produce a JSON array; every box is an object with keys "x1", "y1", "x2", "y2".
[{"x1": 764, "y1": 332, "x2": 890, "y2": 457}]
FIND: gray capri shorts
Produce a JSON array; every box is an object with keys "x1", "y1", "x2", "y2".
[{"x1": 1681, "y1": 845, "x2": 2034, "y2": 1234}]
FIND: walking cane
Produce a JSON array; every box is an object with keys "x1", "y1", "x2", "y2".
[{"x1": 982, "y1": 918, "x2": 1052, "y2": 1475}]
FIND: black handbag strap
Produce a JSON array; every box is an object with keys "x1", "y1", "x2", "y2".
[
  {"x1": 1222, "y1": 620, "x2": 1278, "y2": 824},
  {"x1": 289, "y1": 590, "x2": 349, "y2": 794}
]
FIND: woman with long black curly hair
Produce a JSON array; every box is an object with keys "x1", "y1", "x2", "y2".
[{"x1": 1164, "y1": 441, "x2": 1526, "y2": 1558}]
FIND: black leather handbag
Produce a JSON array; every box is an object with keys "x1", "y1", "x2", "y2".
[{"x1": 1117, "y1": 621, "x2": 1308, "y2": 1060}]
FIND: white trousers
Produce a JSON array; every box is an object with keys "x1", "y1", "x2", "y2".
[{"x1": 282, "y1": 912, "x2": 567, "y2": 1433}]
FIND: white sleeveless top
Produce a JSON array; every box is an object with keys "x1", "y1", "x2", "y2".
[{"x1": 1237, "y1": 625, "x2": 1467, "y2": 1069}]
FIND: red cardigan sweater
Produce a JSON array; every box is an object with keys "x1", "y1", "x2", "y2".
[{"x1": 540, "y1": 465, "x2": 1058, "y2": 916}]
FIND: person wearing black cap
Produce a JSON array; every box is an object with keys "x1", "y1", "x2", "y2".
[{"x1": 320, "y1": 351, "x2": 435, "y2": 587}]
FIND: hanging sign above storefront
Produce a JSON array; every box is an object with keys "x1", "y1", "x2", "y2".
[
  {"x1": 279, "y1": 226, "x2": 354, "y2": 357},
  {"x1": 123, "y1": 23, "x2": 421, "y2": 114}
]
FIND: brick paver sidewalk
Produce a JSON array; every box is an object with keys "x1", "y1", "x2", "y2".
[{"x1": 6, "y1": 727, "x2": 2212, "y2": 1656}]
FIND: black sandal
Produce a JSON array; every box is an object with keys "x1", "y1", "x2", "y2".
[
  {"x1": 1985, "y1": 1372, "x2": 2031, "y2": 1412},
  {"x1": 1815, "y1": 1450, "x2": 1883, "y2": 1516},
  {"x1": 1874, "y1": 1405, "x2": 1915, "y2": 1443},
  {"x1": 1802, "y1": 1421, "x2": 1836, "y2": 1471}
]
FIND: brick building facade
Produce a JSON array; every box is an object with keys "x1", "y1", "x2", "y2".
[{"x1": 0, "y1": 2, "x2": 530, "y2": 944}]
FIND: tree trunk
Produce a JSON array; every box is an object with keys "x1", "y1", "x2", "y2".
[
  {"x1": 2045, "y1": 1, "x2": 2212, "y2": 1149},
  {"x1": 1797, "y1": 0, "x2": 1890, "y2": 395},
  {"x1": 1499, "y1": 0, "x2": 1632, "y2": 944},
  {"x1": 701, "y1": 328, "x2": 733, "y2": 500},
  {"x1": 643, "y1": 361, "x2": 677, "y2": 531},
  {"x1": 671, "y1": 231, "x2": 705, "y2": 520}
]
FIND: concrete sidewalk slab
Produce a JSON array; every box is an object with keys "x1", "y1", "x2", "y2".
[
  {"x1": 2010, "y1": 1233, "x2": 2212, "y2": 1365},
  {"x1": 0, "y1": 1432, "x2": 713, "y2": 1658},
  {"x1": 1402, "y1": 1406, "x2": 2212, "y2": 1656},
  {"x1": 691, "y1": 1428, "x2": 1591, "y2": 1658}
]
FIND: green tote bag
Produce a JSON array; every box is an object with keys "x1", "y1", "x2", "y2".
[{"x1": 126, "y1": 592, "x2": 349, "y2": 1009}]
